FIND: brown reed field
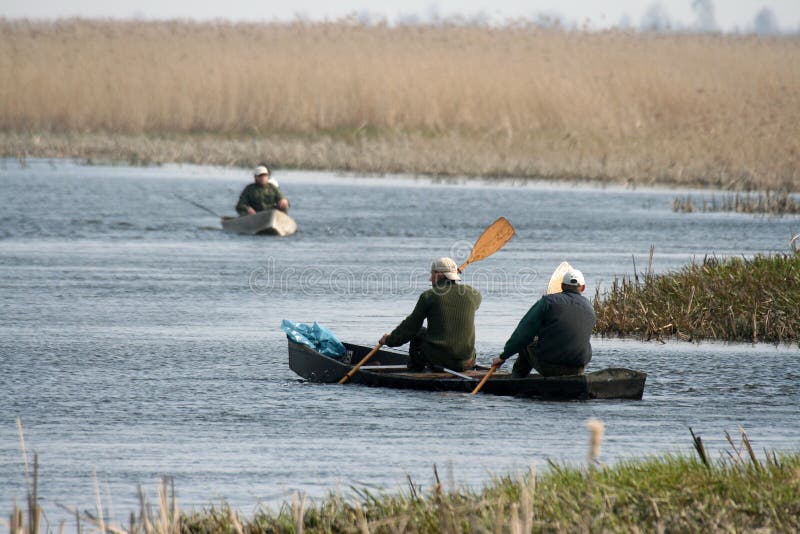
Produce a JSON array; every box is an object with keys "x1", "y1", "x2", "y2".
[
  {"x1": 1, "y1": 19, "x2": 799, "y2": 188},
  {"x1": 593, "y1": 252, "x2": 800, "y2": 343}
]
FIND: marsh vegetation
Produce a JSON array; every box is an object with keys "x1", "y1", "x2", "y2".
[
  {"x1": 593, "y1": 252, "x2": 800, "y2": 343},
  {"x1": 673, "y1": 190, "x2": 800, "y2": 214},
  {"x1": 2, "y1": 20, "x2": 799, "y2": 188},
  {"x1": 6, "y1": 428, "x2": 799, "y2": 533}
]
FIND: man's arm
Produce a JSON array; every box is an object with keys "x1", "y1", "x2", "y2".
[
  {"x1": 273, "y1": 186, "x2": 290, "y2": 211},
  {"x1": 498, "y1": 297, "x2": 548, "y2": 360},
  {"x1": 383, "y1": 294, "x2": 428, "y2": 347},
  {"x1": 236, "y1": 186, "x2": 253, "y2": 215}
]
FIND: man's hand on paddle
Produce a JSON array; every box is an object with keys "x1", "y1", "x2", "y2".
[
  {"x1": 492, "y1": 356, "x2": 506, "y2": 367},
  {"x1": 277, "y1": 198, "x2": 289, "y2": 211},
  {"x1": 379, "y1": 333, "x2": 389, "y2": 345}
]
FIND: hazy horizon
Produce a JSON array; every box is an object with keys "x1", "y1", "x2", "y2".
[{"x1": 2, "y1": 0, "x2": 799, "y2": 34}]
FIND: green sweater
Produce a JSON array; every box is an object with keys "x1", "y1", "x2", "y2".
[
  {"x1": 235, "y1": 182, "x2": 287, "y2": 215},
  {"x1": 385, "y1": 282, "x2": 482, "y2": 369}
]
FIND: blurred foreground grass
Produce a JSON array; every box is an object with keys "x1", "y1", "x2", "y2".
[{"x1": 6, "y1": 428, "x2": 799, "y2": 533}]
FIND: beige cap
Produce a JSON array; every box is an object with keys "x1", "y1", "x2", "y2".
[
  {"x1": 254, "y1": 165, "x2": 269, "y2": 177},
  {"x1": 562, "y1": 269, "x2": 585, "y2": 287},
  {"x1": 431, "y1": 257, "x2": 461, "y2": 281}
]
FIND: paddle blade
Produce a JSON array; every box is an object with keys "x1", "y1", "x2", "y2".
[
  {"x1": 458, "y1": 217, "x2": 515, "y2": 272},
  {"x1": 546, "y1": 261, "x2": 573, "y2": 294}
]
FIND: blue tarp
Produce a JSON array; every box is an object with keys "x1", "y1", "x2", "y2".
[{"x1": 281, "y1": 320, "x2": 346, "y2": 358}]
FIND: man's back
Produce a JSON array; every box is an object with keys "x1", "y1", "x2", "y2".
[
  {"x1": 536, "y1": 290, "x2": 596, "y2": 367},
  {"x1": 420, "y1": 283, "x2": 482, "y2": 367}
]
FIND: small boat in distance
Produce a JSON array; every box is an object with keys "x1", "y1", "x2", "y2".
[
  {"x1": 288, "y1": 340, "x2": 647, "y2": 400},
  {"x1": 221, "y1": 209, "x2": 297, "y2": 236}
]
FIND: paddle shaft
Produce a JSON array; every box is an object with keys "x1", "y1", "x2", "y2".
[
  {"x1": 338, "y1": 343, "x2": 383, "y2": 384},
  {"x1": 470, "y1": 363, "x2": 500, "y2": 394}
]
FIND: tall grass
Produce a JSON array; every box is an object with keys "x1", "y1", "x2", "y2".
[
  {"x1": 7, "y1": 429, "x2": 799, "y2": 533},
  {"x1": 593, "y1": 252, "x2": 800, "y2": 343},
  {"x1": 1, "y1": 19, "x2": 799, "y2": 188},
  {"x1": 673, "y1": 190, "x2": 800, "y2": 214}
]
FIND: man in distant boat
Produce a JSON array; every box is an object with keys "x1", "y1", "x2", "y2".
[
  {"x1": 379, "y1": 257, "x2": 482, "y2": 372},
  {"x1": 235, "y1": 165, "x2": 290, "y2": 216},
  {"x1": 492, "y1": 268, "x2": 596, "y2": 377}
]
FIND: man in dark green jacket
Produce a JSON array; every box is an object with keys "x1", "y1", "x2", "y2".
[
  {"x1": 492, "y1": 268, "x2": 596, "y2": 377},
  {"x1": 235, "y1": 165, "x2": 290, "y2": 215},
  {"x1": 379, "y1": 257, "x2": 482, "y2": 372}
]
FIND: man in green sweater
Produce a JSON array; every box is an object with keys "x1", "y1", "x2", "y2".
[
  {"x1": 235, "y1": 165, "x2": 290, "y2": 216},
  {"x1": 379, "y1": 257, "x2": 482, "y2": 372},
  {"x1": 492, "y1": 268, "x2": 596, "y2": 377}
]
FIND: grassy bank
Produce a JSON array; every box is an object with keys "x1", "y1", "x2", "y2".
[
  {"x1": 2, "y1": 20, "x2": 799, "y2": 189},
  {"x1": 7, "y1": 430, "x2": 800, "y2": 533},
  {"x1": 593, "y1": 252, "x2": 800, "y2": 343}
]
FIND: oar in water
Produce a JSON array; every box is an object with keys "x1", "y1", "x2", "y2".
[
  {"x1": 174, "y1": 194, "x2": 223, "y2": 218},
  {"x1": 472, "y1": 261, "x2": 571, "y2": 395},
  {"x1": 339, "y1": 216, "x2": 516, "y2": 385},
  {"x1": 470, "y1": 363, "x2": 499, "y2": 394},
  {"x1": 338, "y1": 344, "x2": 383, "y2": 384}
]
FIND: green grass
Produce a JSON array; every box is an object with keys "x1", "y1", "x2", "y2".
[
  {"x1": 7, "y1": 428, "x2": 800, "y2": 533},
  {"x1": 179, "y1": 450, "x2": 800, "y2": 533},
  {"x1": 593, "y1": 252, "x2": 800, "y2": 343}
]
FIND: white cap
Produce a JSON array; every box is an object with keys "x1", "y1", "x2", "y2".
[
  {"x1": 562, "y1": 269, "x2": 585, "y2": 287},
  {"x1": 254, "y1": 165, "x2": 269, "y2": 177},
  {"x1": 431, "y1": 257, "x2": 461, "y2": 281}
]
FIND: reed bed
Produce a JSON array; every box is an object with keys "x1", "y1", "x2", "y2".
[
  {"x1": 674, "y1": 190, "x2": 800, "y2": 214},
  {"x1": 593, "y1": 252, "x2": 800, "y2": 343},
  {"x1": 2, "y1": 19, "x2": 799, "y2": 189},
  {"x1": 6, "y1": 428, "x2": 800, "y2": 533}
]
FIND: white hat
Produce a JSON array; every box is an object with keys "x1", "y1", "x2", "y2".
[
  {"x1": 253, "y1": 165, "x2": 269, "y2": 177},
  {"x1": 562, "y1": 269, "x2": 585, "y2": 287},
  {"x1": 431, "y1": 257, "x2": 461, "y2": 281}
]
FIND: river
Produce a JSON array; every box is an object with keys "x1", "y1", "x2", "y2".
[{"x1": 1, "y1": 159, "x2": 798, "y2": 528}]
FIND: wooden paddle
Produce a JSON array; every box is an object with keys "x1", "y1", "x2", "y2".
[
  {"x1": 458, "y1": 217, "x2": 516, "y2": 272},
  {"x1": 470, "y1": 363, "x2": 500, "y2": 394},
  {"x1": 339, "y1": 217, "x2": 516, "y2": 385},
  {"x1": 338, "y1": 343, "x2": 383, "y2": 384}
]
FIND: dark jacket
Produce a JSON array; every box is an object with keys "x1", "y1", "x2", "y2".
[{"x1": 500, "y1": 288, "x2": 595, "y2": 366}]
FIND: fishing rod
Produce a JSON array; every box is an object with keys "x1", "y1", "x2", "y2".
[{"x1": 174, "y1": 194, "x2": 222, "y2": 218}]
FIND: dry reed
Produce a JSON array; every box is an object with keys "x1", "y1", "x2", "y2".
[{"x1": 2, "y1": 19, "x2": 799, "y2": 189}]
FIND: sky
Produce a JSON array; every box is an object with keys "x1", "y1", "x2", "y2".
[{"x1": 1, "y1": 0, "x2": 799, "y2": 33}]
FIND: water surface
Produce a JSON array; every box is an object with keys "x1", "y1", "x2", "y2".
[{"x1": 1, "y1": 159, "x2": 798, "y2": 527}]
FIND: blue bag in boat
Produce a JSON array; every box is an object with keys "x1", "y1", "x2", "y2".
[{"x1": 280, "y1": 320, "x2": 346, "y2": 358}]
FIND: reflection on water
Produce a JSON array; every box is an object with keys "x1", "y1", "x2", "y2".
[{"x1": 1, "y1": 159, "x2": 798, "y2": 523}]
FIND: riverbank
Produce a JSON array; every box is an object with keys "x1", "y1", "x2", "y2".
[
  {"x1": 8, "y1": 432, "x2": 799, "y2": 533},
  {"x1": 593, "y1": 252, "x2": 800, "y2": 343},
  {"x1": 2, "y1": 20, "x2": 799, "y2": 190}
]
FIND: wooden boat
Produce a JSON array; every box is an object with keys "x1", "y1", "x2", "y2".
[
  {"x1": 221, "y1": 209, "x2": 297, "y2": 236},
  {"x1": 288, "y1": 340, "x2": 646, "y2": 400}
]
